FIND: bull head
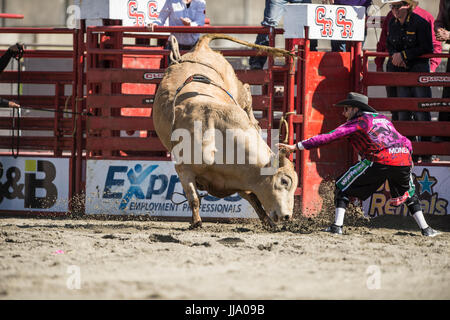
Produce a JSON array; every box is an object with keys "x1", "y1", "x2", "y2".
[{"x1": 253, "y1": 150, "x2": 298, "y2": 224}]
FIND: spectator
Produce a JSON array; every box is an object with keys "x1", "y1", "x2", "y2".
[
  {"x1": 277, "y1": 92, "x2": 440, "y2": 237},
  {"x1": 0, "y1": 43, "x2": 23, "y2": 109},
  {"x1": 375, "y1": 1, "x2": 442, "y2": 117},
  {"x1": 324, "y1": 0, "x2": 373, "y2": 52},
  {"x1": 435, "y1": 0, "x2": 450, "y2": 141},
  {"x1": 249, "y1": 0, "x2": 317, "y2": 70},
  {"x1": 384, "y1": 0, "x2": 434, "y2": 163},
  {"x1": 149, "y1": 0, "x2": 206, "y2": 51}
]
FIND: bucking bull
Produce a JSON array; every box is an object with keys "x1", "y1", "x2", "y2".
[{"x1": 153, "y1": 34, "x2": 298, "y2": 229}]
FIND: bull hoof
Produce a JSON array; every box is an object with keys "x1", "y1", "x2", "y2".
[
  {"x1": 189, "y1": 221, "x2": 203, "y2": 229},
  {"x1": 263, "y1": 219, "x2": 278, "y2": 231}
]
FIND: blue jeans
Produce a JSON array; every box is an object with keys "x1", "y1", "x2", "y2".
[
  {"x1": 250, "y1": 0, "x2": 316, "y2": 69},
  {"x1": 331, "y1": 40, "x2": 347, "y2": 52},
  {"x1": 331, "y1": 30, "x2": 367, "y2": 52}
]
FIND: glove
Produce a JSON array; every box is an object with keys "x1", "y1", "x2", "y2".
[
  {"x1": 296, "y1": 142, "x2": 304, "y2": 151},
  {"x1": 8, "y1": 43, "x2": 24, "y2": 58}
]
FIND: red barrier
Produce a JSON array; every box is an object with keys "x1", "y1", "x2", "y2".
[
  {"x1": 0, "y1": 27, "x2": 81, "y2": 211},
  {"x1": 362, "y1": 51, "x2": 450, "y2": 160},
  {"x1": 84, "y1": 25, "x2": 289, "y2": 160}
]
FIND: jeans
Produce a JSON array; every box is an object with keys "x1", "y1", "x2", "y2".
[
  {"x1": 331, "y1": 40, "x2": 347, "y2": 52},
  {"x1": 250, "y1": 0, "x2": 317, "y2": 69},
  {"x1": 331, "y1": 29, "x2": 367, "y2": 52},
  {"x1": 387, "y1": 60, "x2": 432, "y2": 147}
]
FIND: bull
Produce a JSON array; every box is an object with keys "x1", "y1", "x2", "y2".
[{"x1": 153, "y1": 34, "x2": 298, "y2": 228}]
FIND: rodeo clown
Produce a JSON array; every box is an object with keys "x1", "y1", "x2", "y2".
[{"x1": 277, "y1": 92, "x2": 440, "y2": 237}]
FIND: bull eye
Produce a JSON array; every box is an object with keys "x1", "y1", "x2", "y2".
[{"x1": 281, "y1": 178, "x2": 289, "y2": 187}]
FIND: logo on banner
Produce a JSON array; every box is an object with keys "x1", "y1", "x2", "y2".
[
  {"x1": 102, "y1": 164, "x2": 243, "y2": 213},
  {"x1": 0, "y1": 160, "x2": 58, "y2": 208},
  {"x1": 419, "y1": 75, "x2": 450, "y2": 84},
  {"x1": 315, "y1": 6, "x2": 354, "y2": 38},
  {"x1": 419, "y1": 101, "x2": 450, "y2": 108},
  {"x1": 128, "y1": 0, "x2": 146, "y2": 26},
  {"x1": 335, "y1": 7, "x2": 353, "y2": 38},
  {"x1": 315, "y1": 6, "x2": 334, "y2": 37},
  {"x1": 366, "y1": 168, "x2": 448, "y2": 217},
  {"x1": 143, "y1": 72, "x2": 164, "y2": 80}
]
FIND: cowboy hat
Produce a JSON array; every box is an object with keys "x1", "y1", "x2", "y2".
[{"x1": 334, "y1": 92, "x2": 377, "y2": 113}]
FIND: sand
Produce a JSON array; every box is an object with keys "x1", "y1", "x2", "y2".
[{"x1": 1, "y1": 211, "x2": 449, "y2": 300}]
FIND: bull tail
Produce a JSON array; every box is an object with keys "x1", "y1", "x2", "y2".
[{"x1": 195, "y1": 34, "x2": 295, "y2": 58}]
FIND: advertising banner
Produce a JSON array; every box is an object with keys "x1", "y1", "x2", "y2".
[
  {"x1": 110, "y1": 0, "x2": 167, "y2": 26},
  {"x1": 0, "y1": 157, "x2": 70, "y2": 212},
  {"x1": 363, "y1": 166, "x2": 450, "y2": 217},
  {"x1": 284, "y1": 4, "x2": 366, "y2": 41},
  {"x1": 79, "y1": 0, "x2": 167, "y2": 26},
  {"x1": 85, "y1": 160, "x2": 258, "y2": 218}
]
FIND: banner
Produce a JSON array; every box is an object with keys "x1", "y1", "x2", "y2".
[
  {"x1": 0, "y1": 157, "x2": 70, "y2": 212},
  {"x1": 363, "y1": 166, "x2": 450, "y2": 217},
  {"x1": 110, "y1": 0, "x2": 167, "y2": 26},
  {"x1": 79, "y1": 0, "x2": 167, "y2": 26},
  {"x1": 284, "y1": 4, "x2": 366, "y2": 41},
  {"x1": 85, "y1": 160, "x2": 258, "y2": 218}
]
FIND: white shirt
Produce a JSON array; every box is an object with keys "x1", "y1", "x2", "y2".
[{"x1": 153, "y1": 0, "x2": 206, "y2": 46}]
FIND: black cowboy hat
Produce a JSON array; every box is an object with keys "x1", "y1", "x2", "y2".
[{"x1": 334, "y1": 92, "x2": 377, "y2": 113}]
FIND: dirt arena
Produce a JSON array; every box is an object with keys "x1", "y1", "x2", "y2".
[{"x1": 1, "y1": 204, "x2": 449, "y2": 300}]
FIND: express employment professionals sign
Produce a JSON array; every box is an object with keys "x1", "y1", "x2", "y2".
[
  {"x1": 85, "y1": 160, "x2": 258, "y2": 218},
  {"x1": 284, "y1": 4, "x2": 366, "y2": 41},
  {"x1": 0, "y1": 157, "x2": 69, "y2": 212}
]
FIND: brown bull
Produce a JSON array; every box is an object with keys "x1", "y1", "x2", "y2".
[{"x1": 153, "y1": 34, "x2": 297, "y2": 228}]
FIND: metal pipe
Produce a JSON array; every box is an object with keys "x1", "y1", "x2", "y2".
[
  {"x1": 0, "y1": 13, "x2": 24, "y2": 19},
  {"x1": 87, "y1": 25, "x2": 284, "y2": 34},
  {"x1": 0, "y1": 27, "x2": 73, "y2": 33}
]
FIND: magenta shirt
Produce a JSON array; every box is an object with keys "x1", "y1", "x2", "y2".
[{"x1": 301, "y1": 112, "x2": 413, "y2": 166}]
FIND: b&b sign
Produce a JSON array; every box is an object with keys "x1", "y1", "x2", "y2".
[{"x1": 284, "y1": 4, "x2": 366, "y2": 41}]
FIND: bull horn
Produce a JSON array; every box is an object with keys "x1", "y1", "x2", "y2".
[{"x1": 278, "y1": 149, "x2": 290, "y2": 167}]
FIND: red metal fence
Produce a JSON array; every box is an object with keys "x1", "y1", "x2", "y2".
[
  {"x1": 0, "y1": 27, "x2": 81, "y2": 203},
  {"x1": 362, "y1": 51, "x2": 450, "y2": 159},
  {"x1": 84, "y1": 25, "x2": 289, "y2": 160}
]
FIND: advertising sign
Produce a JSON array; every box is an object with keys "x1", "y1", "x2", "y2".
[
  {"x1": 363, "y1": 166, "x2": 450, "y2": 217},
  {"x1": 111, "y1": 0, "x2": 167, "y2": 26},
  {"x1": 79, "y1": 0, "x2": 167, "y2": 26},
  {"x1": 85, "y1": 160, "x2": 258, "y2": 218},
  {"x1": 284, "y1": 4, "x2": 366, "y2": 41},
  {"x1": 0, "y1": 157, "x2": 70, "y2": 212}
]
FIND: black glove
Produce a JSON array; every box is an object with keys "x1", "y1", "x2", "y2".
[{"x1": 8, "y1": 43, "x2": 24, "y2": 58}]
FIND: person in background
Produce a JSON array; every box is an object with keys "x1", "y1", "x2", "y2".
[
  {"x1": 0, "y1": 43, "x2": 23, "y2": 109},
  {"x1": 375, "y1": 1, "x2": 442, "y2": 120},
  {"x1": 149, "y1": 0, "x2": 206, "y2": 51},
  {"x1": 249, "y1": 0, "x2": 317, "y2": 70},
  {"x1": 435, "y1": 0, "x2": 450, "y2": 142},
  {"x1": 324, "y1": 0, "x2": 373, "y2": 52},
  {"x1": 277, "y1": 92, "x2": 441, "y2": 237},
  {"x1": 384, "y1": 0, "x2": 434, "y2": 163}
]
